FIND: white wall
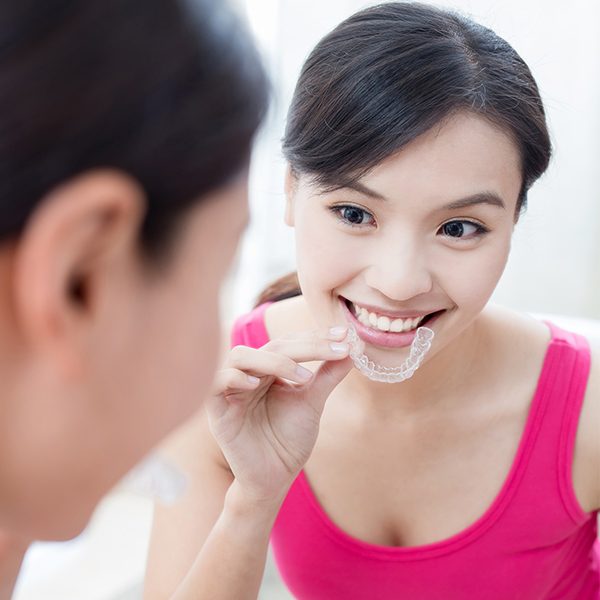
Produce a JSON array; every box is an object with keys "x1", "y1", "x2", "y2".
[{"x1": 236, "y1": 0, "x2": 600, "y2": 319}]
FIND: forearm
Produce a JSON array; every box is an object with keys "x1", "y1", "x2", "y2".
[{"x1": 171, "y1": 481, "x2": 285, "y2": 600}]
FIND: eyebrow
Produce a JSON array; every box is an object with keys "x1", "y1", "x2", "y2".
[
  {"x1": 340, "y1": 181, "x2": 506, "y2": 211},
  {"x1": 442, "y1": 194, "x2": 506, "y2": 211}
]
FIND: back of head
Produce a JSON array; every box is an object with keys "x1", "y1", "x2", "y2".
[
  {"x1": 0, "y1": 0, "x2": 269, "y2": 257},
  {"x1": 283, "y1": 2, "x2": 551, "y2": 215}
]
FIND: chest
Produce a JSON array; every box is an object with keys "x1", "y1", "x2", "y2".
[{"x1": 303, "y1": 394, "x2": 531, "y2": 548}]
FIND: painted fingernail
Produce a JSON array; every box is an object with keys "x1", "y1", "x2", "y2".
[
  {"x1": 247, "y1": 375, "x2": 260, "y2": 385},
  {"x1": 330, "y1": 342, "x2": 349, "y2": 354},
  {"x1": 329, "y1": 326, "x2": 348, "y2": 337},
  {"x1": 295, "y1": 366, "x2": 313, "y2": 381}
]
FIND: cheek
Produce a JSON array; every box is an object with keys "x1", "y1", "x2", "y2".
[
  {"x1": 171, "y1": 230, "x2": 240, "y2": 405},
  {"x1": 131, "y1": 265, "x2": 224, "y2": 434},
  {"x1": 434, "y1": 237, "x2": 511, "y2": 311},
  {"x1": 172, "y1": 276, "x2": 222, "y2": 407},
  {"x1": 295, "y1": 213, "x2": 362, "y2": 293}
]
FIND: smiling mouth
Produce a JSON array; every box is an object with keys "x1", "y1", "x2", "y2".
[{"x1": 342, "y1": 297, "x2": 445, "y2": 334}]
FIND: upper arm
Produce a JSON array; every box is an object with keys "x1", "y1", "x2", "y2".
[
  {"x1": 143, "y1": 354, "x2": 235, "y2": 598},
  {"x1": 573, "y1": 338, "x2": 600, "y2": 513}
]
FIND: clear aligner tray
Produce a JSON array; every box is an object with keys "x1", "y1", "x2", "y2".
[{"x1": 346, "y1": 324, "x2": 434, "y2": 383}]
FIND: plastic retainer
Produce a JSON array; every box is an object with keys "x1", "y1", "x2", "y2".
[{"x1": 346, "y1": 323, "x2": 434, "y2": 383}]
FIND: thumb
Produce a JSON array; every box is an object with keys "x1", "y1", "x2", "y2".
[{"x1": 305, "y1": 357, "x2": 353, "y2": 415}]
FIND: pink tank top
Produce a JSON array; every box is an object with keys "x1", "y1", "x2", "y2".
[{"x1": 231, "y1": 303, "x2": 600, "y2": 599}]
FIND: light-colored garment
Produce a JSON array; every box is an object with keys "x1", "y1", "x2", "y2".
[{"x1": 231, "y1": 303, "x2": 600, "y2": 599}]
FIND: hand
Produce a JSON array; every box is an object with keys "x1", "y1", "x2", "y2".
[{"x1": 206, "y1": 326, "x2": 352, "y2": 503}]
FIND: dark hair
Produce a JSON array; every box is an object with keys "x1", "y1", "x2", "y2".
[
  {"x1": 0, "y1": 0, "x2": 268, "y2": 260},
  {"x1": 257, "y1": 1, "x2": 551, "y2": 306}
]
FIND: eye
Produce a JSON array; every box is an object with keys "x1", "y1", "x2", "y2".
[
  {"x1": 329, "y1": 205, "x2": 376, "y2": 228},
  {"x1": 439, "y1": 219, "x2": 489, "y2": 240}
]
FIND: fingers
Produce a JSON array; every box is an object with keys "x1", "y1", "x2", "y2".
[
  {"x1": 260, "y1": 326, "x2": 351, "y2": 365},
  {"x1": 212, "y1": 367, "x2": 262, "y2": 395},
  {"x1": 212, "y1": 325, "x2": 352, "y2": 400},
  {"x1": 305, "y1": 356, "x2": 354, "y2": 415},
  {"x1": 225, "y1": 346, "x2": 316, "y2": 385}
]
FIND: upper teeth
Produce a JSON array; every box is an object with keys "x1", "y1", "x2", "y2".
[{"x1": 352, "y1": 303, "x2": 427, "y2": 333}]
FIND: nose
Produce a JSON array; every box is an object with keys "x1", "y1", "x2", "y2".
[{"x1": 363, "y1": 235, "x2": 433, "y2": 302}]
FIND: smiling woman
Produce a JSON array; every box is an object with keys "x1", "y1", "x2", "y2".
[{"x1": 144, "y1": 3, "x2": 599, "y2": 600}]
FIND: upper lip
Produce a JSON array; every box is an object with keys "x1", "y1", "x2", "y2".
[{"x1": 342, "y1": 297, "x2": 444, "y2": 320}]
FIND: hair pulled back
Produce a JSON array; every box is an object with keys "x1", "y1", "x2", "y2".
[
  {"x1": 259, "y1": 2, "x2": 551, "y2": 306},
  {"x1": 283, "y1": 2, "x2": 550, "y2": 213}
]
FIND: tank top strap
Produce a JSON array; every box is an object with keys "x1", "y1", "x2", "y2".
[
  {"x1": 230, "y1": 302, "x2": 272, "y2": 349},
  {"x1": 515, "y1": 320, "x2": 592, "y2": 526}
]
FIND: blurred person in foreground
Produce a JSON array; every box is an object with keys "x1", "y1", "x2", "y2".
[{"x1": 0, "y1": 0, "x2": 267, "y2": 594}]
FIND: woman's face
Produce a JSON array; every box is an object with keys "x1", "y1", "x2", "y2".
[{"x1": 287, "y1": 112, "x2": 522, "y2": 370}]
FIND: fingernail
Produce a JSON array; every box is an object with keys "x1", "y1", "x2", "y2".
[
  {"x1": 247, "y1": 375, "x2": 260, "y2": 385},
  {"x1": 329, "y1": 326, "x2": 348, "y2": 337},
  {"x1": 330, "y1": 342, "x2": 349, "y2": 354},
  {"x1": 295, "y1": 365, "x2": 313, "y2": 381}
]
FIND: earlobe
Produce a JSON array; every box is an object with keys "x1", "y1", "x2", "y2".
[
  {"x1": 11, "y1": 169, "x2": 146, "y2": 379},
  {"x1": 284, "y1": 165, "x2": 296, "y2": 227}
]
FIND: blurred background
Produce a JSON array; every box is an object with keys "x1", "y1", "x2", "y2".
[{"x1": 14, "y1": 1, "x2": 600, "y2": 599}]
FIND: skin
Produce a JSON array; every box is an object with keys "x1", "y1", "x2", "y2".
[
  {"x1": 0, "y1": 168, "x2": 249, "y2": 542},
  {"x1": 143, "y1": 111, "x2": 599, "y2": 599}
]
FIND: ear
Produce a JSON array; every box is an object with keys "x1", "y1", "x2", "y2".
[
  {"x1": 284, "y1": 165, "x2": 297, "y2": 227},
  {"x1": 11, "y1": 169, "x2": 146, "y2": 380}
]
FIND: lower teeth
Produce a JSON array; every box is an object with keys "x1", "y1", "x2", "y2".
[{"x1": 345, "y1": 324, "x2": 434, "y2": 383}]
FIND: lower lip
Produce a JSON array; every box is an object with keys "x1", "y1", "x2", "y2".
[{"x1": 340, "y1": 299, "x2": 443, "y2": 349}]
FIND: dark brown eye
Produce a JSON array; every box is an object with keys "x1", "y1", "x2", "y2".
[
  {"x1": 333, "y1": 205, "x2": 375, "y2": 226},
  {"x1": 342, "y1": 207, "x2": 365, "y2": 224},
  {"x1": 439, "y1": 220, "x2": 488, "y2": 240},
  {"x1": 442, "y1": 221, "x2": 465, "y2": 237}
]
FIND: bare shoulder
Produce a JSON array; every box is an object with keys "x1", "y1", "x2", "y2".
[
  {"x1": 479, "y1": 304, "x2": 551, "y2": 370},
  {"x1": 484, "y1": 305, "x2": 599, "y2": 512},
  {"x1": 263, "y1": 294, "x2": 317, "y2": 339},
  {"x1": 481, "y1": 303, "x2": 550, "y2": 337}
]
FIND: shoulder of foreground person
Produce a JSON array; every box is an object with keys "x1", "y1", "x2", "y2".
[{"x1": 143, "y1": 361, "x2": 234, "y2": 598}]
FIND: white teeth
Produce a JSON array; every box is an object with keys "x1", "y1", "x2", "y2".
[
  {"x1": 377, "y1": 316, "x2": 391, "y2": 331},
  {"x1": 350, "y1": 302, "x2": 427, "y2": 333},
  {"x1": 389, "y1": 319, "x2": 404, "y2": 333},
  {"x1": 402, "y1": 318, "x2": 415, "y2": 332}
]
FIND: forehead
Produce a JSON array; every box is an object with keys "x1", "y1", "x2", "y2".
[{"x1": 321, "y1": 112, "x2": 522, "y2": 212}]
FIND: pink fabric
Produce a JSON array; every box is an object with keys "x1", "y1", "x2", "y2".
[{"x1": 231, "y1": 305, "x2": 600, "y2": 599}]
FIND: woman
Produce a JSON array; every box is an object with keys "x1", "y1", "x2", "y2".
[
  {"x1": 0, "y1": 0, "x2": 267, "y2": 586},
  {"x1": 145, "y1": 3, "x2": 599, "y2": 599}
]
